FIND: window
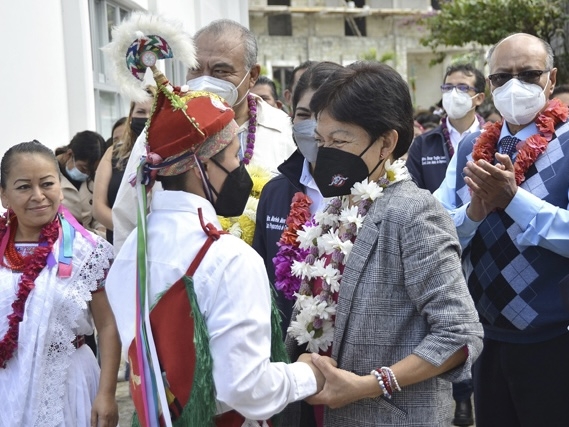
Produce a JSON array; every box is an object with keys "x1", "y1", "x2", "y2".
[
  {"x1": 268, "y1": 0, "x2": 292, "y2": 36},
  {"x1": 345, "y1": 0, "x2": 366, "y2": 37}
]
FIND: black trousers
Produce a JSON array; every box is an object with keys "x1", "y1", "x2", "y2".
[{"x1": 473, "y1": 333, "x2": 569, "y2": 427}]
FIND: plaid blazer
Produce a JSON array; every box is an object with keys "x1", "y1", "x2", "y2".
[{"x1": 283, "y1": 178, "x2": 483, "y2": 427}]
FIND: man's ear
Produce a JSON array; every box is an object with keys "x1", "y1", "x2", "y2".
[
  {"x1": 248, "y1": 64, "x2": 261, "y2": 89},
  {"x1": 474, "y1": 92, "x2": 486, "y2": 107},
  {"x1": 548, "y1": 68, "x2": 558, "y2": 98}
]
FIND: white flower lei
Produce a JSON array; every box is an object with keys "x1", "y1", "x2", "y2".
[{"x1": 288, "y1": 159, "x2": 409, "y2": 353}]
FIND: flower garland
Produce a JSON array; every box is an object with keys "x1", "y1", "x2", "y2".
[
  {"x1": 218, "y1": 163, "x2": 272, "y2": 245},
  {"x1": 272, "y1": 193, "x2": 313, "y2": 300},
  {"x1": 281, "y1": 160, "x2": 409, "y2": 353},
  {"x1": 441, "y1": 114, "x2": 485, "y2": 158},
  {"x1": 472, "y1": 99, "x2": 568, "y2": 185},
  {"x1": 242, "y1": 94, "x2": 257, "y2": 165},
  {"x1": 0, "y1": 214, "x2": 59, "y2": 368}
]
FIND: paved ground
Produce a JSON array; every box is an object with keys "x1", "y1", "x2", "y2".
[{"x1": 117, "y1": 379, "x2": 135, "y2": 426}]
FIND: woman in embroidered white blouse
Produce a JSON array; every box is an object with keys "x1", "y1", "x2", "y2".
[{"x1": 0, "y1": 140, "x2": 121, "y2": 427}]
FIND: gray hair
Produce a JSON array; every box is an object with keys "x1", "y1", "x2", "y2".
[
  {"x1": 194, "y1": 19, "x2": 258, "y2": 70},
  {"x1": 487, "y1": 33, "x2": 554, "y2": 70}
]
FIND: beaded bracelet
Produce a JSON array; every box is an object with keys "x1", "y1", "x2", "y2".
[
  {"x1": 370, "y1": 369, "x2": 392, "y2": 399},
  {"x1": 380, "y1": 366, "x2": 401, "y2": 392}
]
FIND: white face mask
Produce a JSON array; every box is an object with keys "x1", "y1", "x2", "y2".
[
  {"x1": 292, "y1": 119, "x2": 318, "y2": 163},
  {"x1": 492, "y1": 75, "x2": 548, "y2": 126},
  {"x1": 186, "y1": 72, "x2": 249, "y2": 107},
  {"x1": 442, "y1": 89, "x2": 476, "y2": 120}
]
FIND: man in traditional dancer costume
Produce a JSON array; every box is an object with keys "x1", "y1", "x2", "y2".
[
  {"x1": 104, "y1": 14, "x2": 324, "y2": 427},
  {"x1": 112, "y1": 19, "x2": 296, "y2": 253},
  {"x1": 435, "y1": 33, "x2": 569, "y2": 425}
]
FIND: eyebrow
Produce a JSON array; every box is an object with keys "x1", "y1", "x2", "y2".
[
  {"x1": 13, "y1": 175, "x2": 57, "y2": 184},
  {"x1": 295, "y1": 107, "x2": 311, "y2": 114},
  {"x1": 314, "y1": 128, "x2": 353, "y2": 138},
  {"x1": 212, "y1": 61, "x2": 236, "y2": 71}
]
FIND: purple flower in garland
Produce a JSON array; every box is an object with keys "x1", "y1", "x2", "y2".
[
  {"x1": 273, "y1": 243, "x2": 309, "y2": 299},
  {"x1": 242, "y1": 94, "x2": 257, "y2": 165}
]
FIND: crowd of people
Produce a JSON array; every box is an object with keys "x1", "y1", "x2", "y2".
[{"x1": 1, "y1": 11, "x2": 568, "y2": 427}]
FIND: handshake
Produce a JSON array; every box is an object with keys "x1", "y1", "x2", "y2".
[{"x1": 297, "y1": 353, "x2": 381, "y2": 409}]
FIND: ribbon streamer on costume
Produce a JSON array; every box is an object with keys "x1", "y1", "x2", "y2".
[
  {"x1": 103, "y1": 13, "x2": 198, "y2": 426},
  {"x1": 134, "y1": 155, "x2": 173, "y2": 427}
]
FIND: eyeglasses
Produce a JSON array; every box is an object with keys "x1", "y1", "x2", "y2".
[
  {"x1": 487, "y1": 70, "x2": 549, "y2": 87},
  {"x1": 440, "y1": 84, "x2": 477, "y2": 93}
]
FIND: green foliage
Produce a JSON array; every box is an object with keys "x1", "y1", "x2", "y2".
[
  {"x1": 421, "y1": 0, "x2": 568, "y2": 51},
  {"x1": 360, "y1": 48, "x2": 396, "y2": 64},
  {"x1": 361, "y1": 47, "x2": 378, "y2": 61}
]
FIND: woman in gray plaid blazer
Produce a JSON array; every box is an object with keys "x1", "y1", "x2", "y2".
[{"x1": 290, "y1": 62, "x2": 484, "y2": 426}]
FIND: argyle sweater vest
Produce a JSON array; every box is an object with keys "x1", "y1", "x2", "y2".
[{"x1": 455, "y1": 121, "x2": 569, "y2": 343}]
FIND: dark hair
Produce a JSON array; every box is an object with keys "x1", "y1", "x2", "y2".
[
  {"x1": 254, "y1": 76, "x2": 279, "y2": 100},
  {"x1": 1, "y1": 140, "x2": 59, "y2": 189},
  {"x1": 157, "y1": 139, "x2": 228, "y2": 192},
  {"x1": 111, "y1": 117, "x2": 127, "y2": 141},
  {"x1": 414, "y1": 110, "x2": 442, "y2": 126},
  {"x1": 287, "y1": 60, "x2": 318, "y2": 91},
  {"x1": 292, "y1": 61, "x2": 343, "y2": 117},
  {"x1": 444, "y1": 63, "x2": 486, "y2": 94},
  {"x1": 310, "y1": 61, "x2": 414, "y2": 160},
  {"x1": 194, "y1": 19, "x2": 257, "y2": 70},
  {"x1": 552, "y1": 84, "x2": 569, "y2": 97},
  {"x1": 68, "y1": 130, "x2": 105, "y2": 176}
]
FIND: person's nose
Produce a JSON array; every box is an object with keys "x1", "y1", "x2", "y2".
[{"x1": 30, "y1": 185, "x2": 46, "y2": 201}]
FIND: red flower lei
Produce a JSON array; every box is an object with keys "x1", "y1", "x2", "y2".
[
  {"x1": 280, "y1": 192, "x2": 312, "y2": 246},
  {"x1": 472, "y1": 99, "x2": 569, "y2": 185},
  {"x1": 0, "y1": 214, "x2": 59, "y2": 368}
]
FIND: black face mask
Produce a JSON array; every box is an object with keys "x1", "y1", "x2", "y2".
[
  {"x1": 206, "y1": 160, "x2": 253, "y2": 217},
  {"x1": 130, "y1": 117, "x2": 147, "y2": 137},
  {"x1": 313, "y1": 145, "x2": 380, "y2": 197}
]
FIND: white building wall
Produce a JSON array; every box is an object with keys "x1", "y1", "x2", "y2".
[{"x1": 0, "y1": 0, "x2": 248, "y2": 156}]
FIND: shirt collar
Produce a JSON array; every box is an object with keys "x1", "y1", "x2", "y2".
[
  {"x1": 237, "y1": 93, "x2": 284, "y2": 133},
  {"x1": 446, "y1": 117, "x2": 482, "y2": 148},
  {"x1": 150, "y1": 190, "x2": 219, "y2": 224},
  {"x1": 499, "y1": 120, "x2": 539, "y2": 141}
]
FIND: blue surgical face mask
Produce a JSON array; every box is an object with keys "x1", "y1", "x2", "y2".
[
  {"x1": 66, "y1": 157, "x2": 89, "y2": 182},
  {"x1": 292, "y1": 119, "x2": 318, "y2": 163}
]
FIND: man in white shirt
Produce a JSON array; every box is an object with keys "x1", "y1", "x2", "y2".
[
  {"x1": 106, "y1": 67, "x2": 324, "y2": 426},
  {"x1": 406, "y1": 63, "x2": 486, "y2": 193}
]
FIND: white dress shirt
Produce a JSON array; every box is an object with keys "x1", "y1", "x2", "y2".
[
  {"x1": 446, "y1": 116, "x2": 481, "y2": 151},
  {"x1": 106, "y1": 191, "x2": 316, "y2": 421}
]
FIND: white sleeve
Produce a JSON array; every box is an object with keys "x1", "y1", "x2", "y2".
[
  {"x1": 196, "y1": 243, "x2": 317, "y2": 420},
  {"x1": 111, "y1": 134, "x2": 162, "y2": 254}
]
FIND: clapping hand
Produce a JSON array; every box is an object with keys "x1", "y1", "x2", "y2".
[{"x1": 464, "y1": 153, "x2": 517, "y2": 220}]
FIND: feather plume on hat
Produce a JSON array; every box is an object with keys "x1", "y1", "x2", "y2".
[{"x1": 102, "y1": 12, "x2": 197, "y2": 102}]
